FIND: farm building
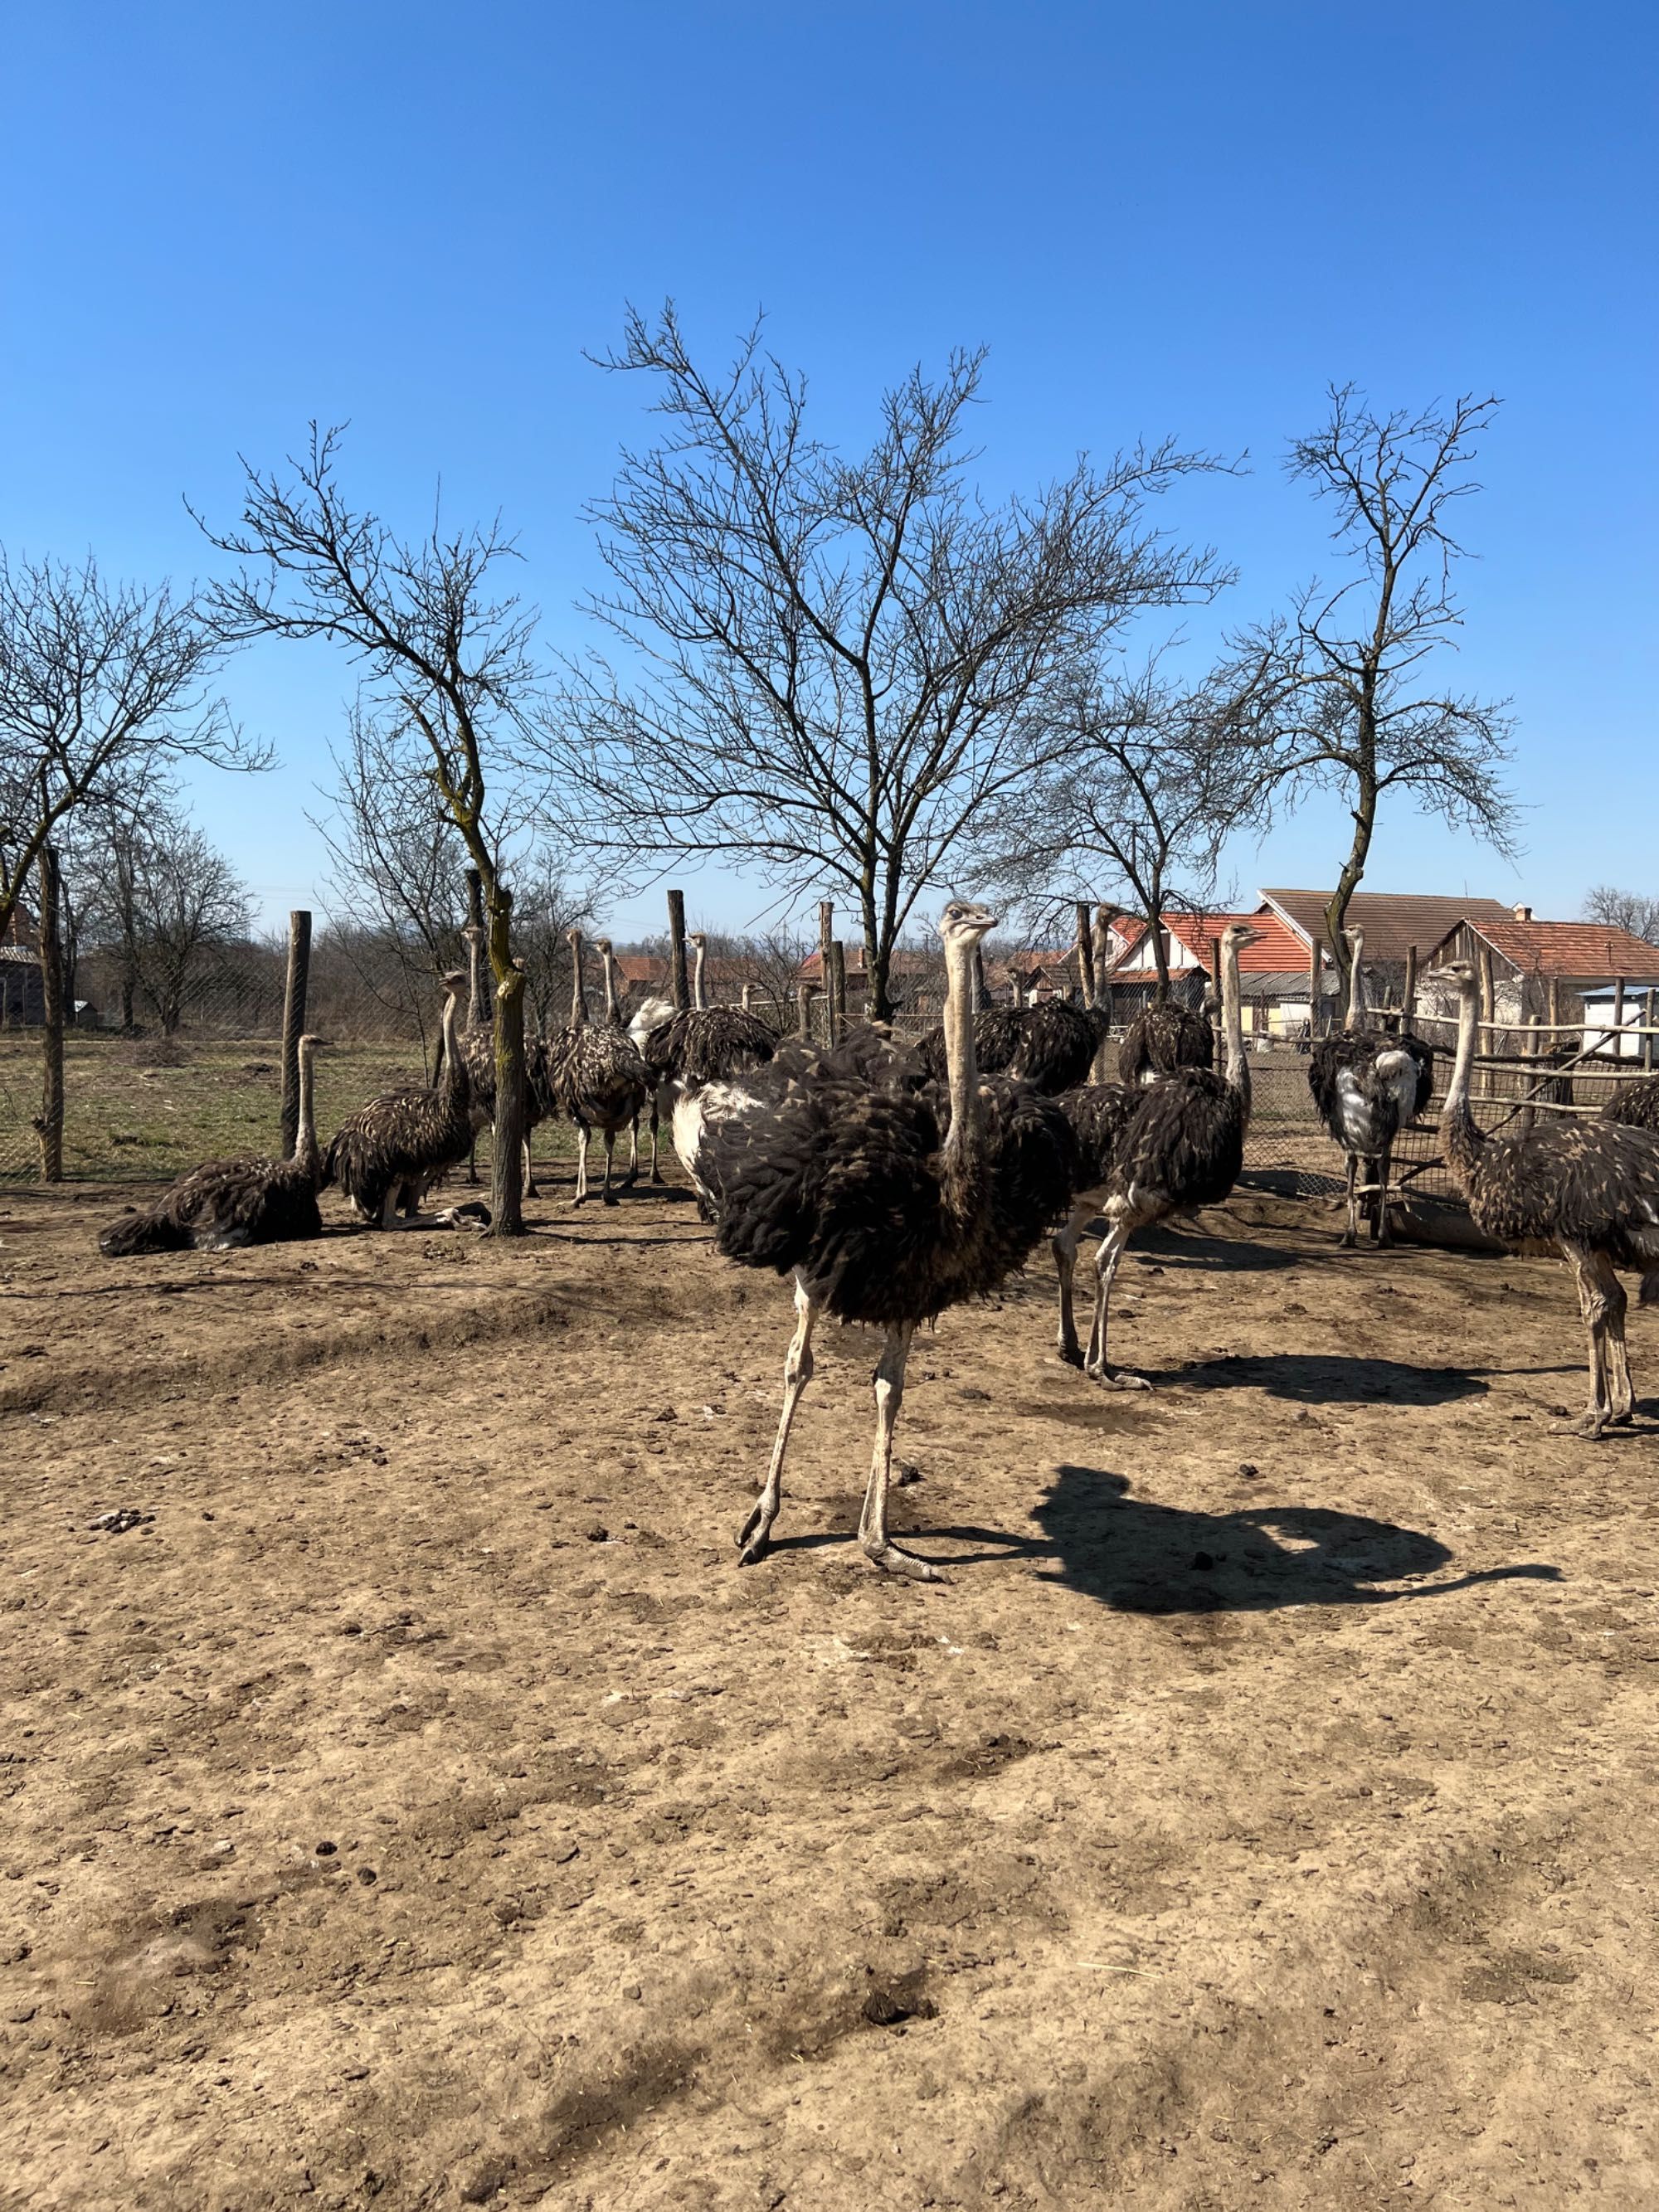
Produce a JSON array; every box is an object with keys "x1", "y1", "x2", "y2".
[
  {"x1": 1419, "y1": 911, "x2": 1659, "y2": 1056},
  {"x1": 1105, "y1": 908, "x2": 1309, "y2": 1034}
]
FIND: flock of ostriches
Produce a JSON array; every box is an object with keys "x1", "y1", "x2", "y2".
[{"x1": 100, "y1": 906, "x2": 1659, "y2": 1579}]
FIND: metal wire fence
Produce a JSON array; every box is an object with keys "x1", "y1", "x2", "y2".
[{"x1": 2, "y1": 1006, "x2": 1653, "y2": 1200}]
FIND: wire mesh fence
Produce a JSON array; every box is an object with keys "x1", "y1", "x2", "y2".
[{"x1": 2, "y1": 1002, "x2": 1653, "y2": 1202}]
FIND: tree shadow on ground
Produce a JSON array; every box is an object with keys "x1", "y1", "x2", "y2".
[
  {"x1": 799, "y1": 1461, "x2": 1559, "y2": 1612},
  {"x1": 1170, "y1": 1353, "x2": 1486, "y2": 1405}
]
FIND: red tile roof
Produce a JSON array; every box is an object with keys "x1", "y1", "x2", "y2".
[
  {"x1": 1112, "y1": 912, "x2": 1306, "y2": 976},
  {"x1": 1444, "y1": 918, "x2": 1659, "y2": 982}
]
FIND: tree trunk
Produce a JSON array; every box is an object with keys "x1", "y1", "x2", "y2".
[
  {"x1": 1322, "y1": 755, "x2": 1379, "y2": 1002},
  {"x1": 279, "y1": 910, "x2": 312, "y2": 1158},
  {"x1": 830, "y1": 942, "x2": 848, "y2": 1042},
  {"x1": 35, "y1": 844, "x2": 65, "y2": 1182},
  {"x1": 488, "y1": 886, "x2": 526, "y2": 1237},
  {"x1": 1075, "y1": 901, "x2": 1095, "y2": 1004}
]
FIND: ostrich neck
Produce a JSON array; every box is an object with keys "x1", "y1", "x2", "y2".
[
  {"x1": 1221, "y1": 941, "x2": 1251, "y2": 1116},
  {"x1": 1439, "y1": 988, "x2": 1484, "y2": 1173},
  {"x1": 293, "y1": 1047, "x2": 319, "y2": 1177},
  {"x1": 569, "y1": 939, "x2": 587, "y2": 1028},
  {"x1": 465, "y1": 935, "x2": 488, "y2": 1029},
  {"x1": 1345, "y1": 936, "x2": 1366, "y2": 1031},
  {"x1": 940, "y1": 939, "x2": 986, "y2": 1198},
  {"x1": 693, "y1": 946, "x2": 708, "y2": 1011},
  {"x1": 439, "y1": 994, "x2": 465, "y2": 1103},
  {"x1": 600, "y1": 950, "x2": 619, "y2": 1024}
]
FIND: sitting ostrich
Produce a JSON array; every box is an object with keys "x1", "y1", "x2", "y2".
[
  {"x1": 682, "y1": 898, "x2": 1078, "y2": 1582},
  {"x1": 635, "y1": 931, "x2": 776, "y2": 1182},
  {"x1": 1434, "y1": 957, "x2": 1659, "y2": 1437},
  {"x1": 324, "y1": 972, "x2": 480, "y2": 1227},
  {"x1": 1308, "y1": 925, "x2": 1435, "y2": 1246},
  {"x1": 1071, "y1": 920, "x2": 1262, "y2": 1388},
  {"x1": 100, "y1": 1035, "x2": 326, "y2": 1256},
  {"x1": 538, "y1": 928, "x2": 651, "y2": 1204}
]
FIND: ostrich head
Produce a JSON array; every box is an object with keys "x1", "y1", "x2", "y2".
[
  {"x1": 440, "y1": 969, "x2": 467, "y2": 998},
  {"x1": 1429, "y1": 958, "x2": 1480, "y2": 997},
  {"x1": 938, "y1": 899, "x2": 999, "y2": 958}
]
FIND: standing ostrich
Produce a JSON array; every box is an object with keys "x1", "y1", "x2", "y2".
[
  {"x1": 635, "y1": 936, "x2": 776, "y2": 1182},
  {"x1": 454, "y1": 936, "x2": 547, "y2": 1196},
  {"x1": 682, "y1": 899, "x2": 1078, "y2": 1581},
  {"x1": 1117, "y1": 965, "x2": 1214, "y2": 1090},
  {"x1": 1048, "y1": 1081, "x2": 1140, "y2": 1365},
  {"x1": 325, "y1": 973, "x2": 479, "y2": 1227},
  {"x1": 1071, "y1": 921, "x2": 1262, "y2": 1388},
  {"x1": 1308, "y1": 926, "x2": 1435, "y2": 1246},
  {"x1": 100, "y1": 1035, "x2": 327, "y2": 1256},
  {"x1": 595, "y1": 935, "x2": 646, "y2": 1179},
  {"x1": 538, "y1": 928, "x2": 652, "y2": 1204},
  {"x1": 917, "y1": 999, "x2": 1107, "y2": 1097},
  {"x1": 1433, "y1": 958, "x2": 1659, "y2": 1437}
]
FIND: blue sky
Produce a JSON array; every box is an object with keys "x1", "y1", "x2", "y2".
[{"x1": 4, "y1": 2, "x2": 1653, "y2": 940}]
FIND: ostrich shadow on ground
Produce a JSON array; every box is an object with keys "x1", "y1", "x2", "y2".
[
  {"x1": 1169, "y1": 1353, "x2": 1487, "y2": 1406},
  {"x1": 864, "y1": 1464, "x2": 1559, "y2": 1614}
]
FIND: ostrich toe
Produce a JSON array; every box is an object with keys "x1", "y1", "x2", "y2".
[{"x1": 861, "y1": 1539, "x2": 946, "y2": 1583}]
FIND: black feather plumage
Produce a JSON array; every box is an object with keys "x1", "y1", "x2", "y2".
[
  {"x1": 1604, "y1": 1075, "x2": 1659, "y2": 1133},
  {"x1": 915, "y1": 1000, "x2": 1106, "y2": 1096},
  {"x1": 99, "y1": 1152, "x2": 322, "y2": 1257},
  {"x1": 1117, "y1": 1001, "x2": 1214, "y2": 1089},
  {"x1": 640, "y1": 1005, "x2": 777, "y2": 1087}
]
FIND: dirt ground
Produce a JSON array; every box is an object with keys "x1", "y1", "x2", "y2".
[{"x1": 2, "y1": 1161, "x2": 1657, "y2": 2211}]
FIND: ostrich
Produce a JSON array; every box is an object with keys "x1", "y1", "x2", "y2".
[
  {"x1": 453, "y1": 933, "x2": 549, "y2": 1195},
  {"x1": 324, "y1": 972, "x2": 479, "y2": 1227},
  {"x1": 1308, "y1": 926, "x2": 1435, "y2": 1246},
  {"x1": 538, "y1": 928, "x2": 652, "y2": 1204},
  {"x1": 1604, "y1": 1075, "x2": 1659, "y2": 1134},
  {"x1": 1433, "y1": 957, "x2": 1659, "y2": 1437},
  {"x1": 681, "y1": 900, "x2": 1077, "y2": 1580},
  {"x1": 1069, "y1": 921, "x2": 1262, "y2": 1388},
  {"x1": 635, "y1": 936, "x2": 776, "y2": 1183},
  {"x1": 1117, "y1": 972, "x2": 1214, "y2": 1090},
  {"x1": 100, "y1": 1035, "x2": 326, "y2": 1256},
  {"x1": 595, "y1": 935, "x2": 646, "y2": 1179},
  {"x1": 916, "y1": 998, "x2": 1107, "y2": 1097},
  {"x1": 1048, "y1": 1080, "x2": 1141, "y2": 1365}
]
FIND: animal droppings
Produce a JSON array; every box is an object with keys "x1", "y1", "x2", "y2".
[
  {"x1": 89, "y1": 1508, "x2": 152, "y2": 1534},
  {"x1": 586, "y1": 1525, "x2": 610, "y2": 1543},
  {"x1": 1237, "y1": 1462, "x2": 1259, "y2": 1478}
]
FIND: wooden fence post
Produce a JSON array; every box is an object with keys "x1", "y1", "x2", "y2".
[
  {"x1": 1307, "y1": 937, "x2": 1321, "y2": 1039},
  {"x1": 34, "y1": 843, "x2": 64, "y2": 1183},
  {"x1": 817, "y1": 901, "x2": 834, "y2": 1024},
  {"x1": 279, "y1": 909, "x2": 313, "y2": 1159},
  {"x1": 1477, "y1": 944, "x2": 1497, "y2": 1098},
  {"x1": 667, "y1": 890, "x2": 688, "y2": 1013},
  {"x1": 1403, "y1": 945, "x2": 1418, "y2": 1021},
  {"x1": 830, "y1": 942, "x2": 848, "y2": 1043},
  {"x1": 796, "y1": 983, "x2": 815, "y2": 1039},
  {"x1": 1075, "y1": 901, "x2": 1095, "y2": 1005},
  {"x1": 1612, "y1": 977, "x2": 1627, "y2": 1062},
  {"x1": 1645, "y1": 989, "x2": 1657, "y2": 1073}
]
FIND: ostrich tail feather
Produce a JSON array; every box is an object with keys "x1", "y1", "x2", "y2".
[{"x1": 98, "y1": 1206, "x2": 189, "y2": 1257}]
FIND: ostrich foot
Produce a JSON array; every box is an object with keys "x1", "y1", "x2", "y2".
[
  {"x1": 1085, "y1": 1363, "x2": 1152, "y2": 1391},
  {"x1": 1057, "y1": 1343, "x2": 1085, "y2": 1369},
  {"x1": 737, "y1": 1500, "x2": 776, "y2": 1564},
  {"x1": 1550, "y1": 1408, "x2": 1612, "y2": 1439},
  {"x1": 601, "y1": 1189, "x2": 619, "y2": 1208},
  {"x1": 860, "y1": 1539, "x2": 946, "y2": 1583}
]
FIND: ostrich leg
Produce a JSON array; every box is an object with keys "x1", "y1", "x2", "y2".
[
  {"x1": 1084, "y1": 1217, "x2": 1152, "y2": 1390},
  {"x1": 1340, "y1": 1155, "x2": 1360, "y2": 1248},
  {"x1": 1374, "y1": 1141, "x2": 1394, "y2": 1246},
  {"x1": 625, "y1": 1116, "x2": 640, "y2": 1186},
  {"x1": 649, "y1": 1096, "x2": 664, "y2": 1183},
  {"x1": 601, "y1": 1130, "x2": 618, "y2": 1207},
  {"x1": 1554, "y1": 1249, "x2": 1618, "y2": 1437},
  {"x1": 739, "y1": 1276, "x2": 817, "y2": 1564},
  {"x1": 572, "y1": 1121, "x2": 591, "y2": 1204},
  {"x1": 1053, "y1": 1212, "x2": 1087, "y2": 1366},
  {"x1": 859, "y1": 1322, "x2": 941, "y2": 1581}
]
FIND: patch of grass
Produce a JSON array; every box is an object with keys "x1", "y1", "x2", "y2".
[{"x1": 0, "y1": 1032, "x2": 581, "y2": 1184}]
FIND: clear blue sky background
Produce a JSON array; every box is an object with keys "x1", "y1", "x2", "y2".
[{"x1": 4, "y1": 2, "x2": 1653, "y2": 940}]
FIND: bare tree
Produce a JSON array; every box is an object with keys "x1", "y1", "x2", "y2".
[
  {"x1": 1224, "y1": 388, "x2": 1519, "y2": 994},
  {"x1": 984, "y1": 655, "x2": 1269, "y2": 992},
  {"x1": 550, "y1": 307, "x2": 1232, "y2": 1018},
  {"x1": 76, "y1": 800, "x2": 251, "y2": 1033},
  {"x1": 1583, "y1": 885, "x2": 1659, "y2": 945},
  {"x1": 198, "y1": 428, "x2": 548, "y2": 1233},
  {"x1": 0, "y1": 551, "x2": 260, "y2": 947}
]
